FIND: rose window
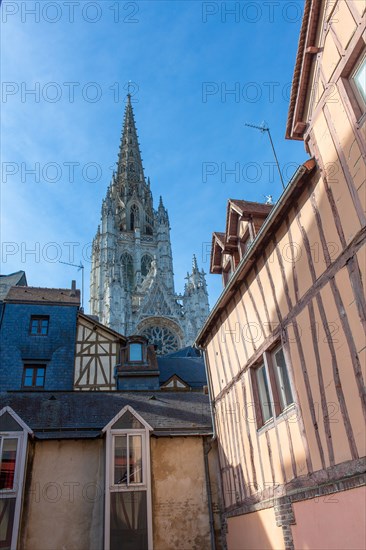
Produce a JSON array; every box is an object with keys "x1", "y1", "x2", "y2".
[{"x1": 140, "y1": 326, "x2": 179, "y2": 355}]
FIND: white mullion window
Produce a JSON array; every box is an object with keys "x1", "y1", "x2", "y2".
[
  {"x1": 0, "y1": 407, "x2": 32, "y2": 550},
  {"x1": 104, "y1": 406, "x2": 153, "y2": 550}
]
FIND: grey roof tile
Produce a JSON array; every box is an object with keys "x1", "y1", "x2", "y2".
[{"x1": 0, "y1": 391, "x2": 212, "y2": 438}]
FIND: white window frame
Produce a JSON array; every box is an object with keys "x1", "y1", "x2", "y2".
[
  {"x1": 252, "y1": 343, "x2": 295, "y2": 430},
  {"x1": 271, "y1": 344, "x2": 294, "y2": 411},
  {"x1": 0, "y1": 407, "x2": 32, "y2": 550},
  {"x1": 103, "y1": 405, "x2": 153, "y2": 550},
  {"x1": 350, "y1": 51, "x2": 366, "y2": 113}
]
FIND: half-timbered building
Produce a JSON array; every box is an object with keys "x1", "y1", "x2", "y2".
[
  {"x1": 196, "y1": 1, "x2": 366, "y2": 548},
  {"x1": 0, "y1": 278, "x2": 219, "y2": 550}
]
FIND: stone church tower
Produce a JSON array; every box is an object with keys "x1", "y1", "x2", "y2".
[{"x1": 90, "y1": 95, "x2": 209, "y2": 354}]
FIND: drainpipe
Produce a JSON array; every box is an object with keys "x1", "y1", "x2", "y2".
[
  {"x1": 196, "y1": 345, "x2": 216, "y2": 438},
  {"x1": 195, "y1": 345, "x2": 216, "y2": 549},
  {"x1": 203, "y1": 437, "x2": 216, "y2": 550}
]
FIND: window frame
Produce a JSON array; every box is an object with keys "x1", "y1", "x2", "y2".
[
  {"x1": 128, "y1": 343, "x2": 144, "y2": 363},
  {"x1": 0, "y1": 407, "x2": 32, "y2": 550},
  {"x1": 103, "y1": 406, "x2": 153, "y2": 550},
  {"x1": 22, "y1": 365, "x2": 46, "y2": 389},
  {"x1": 341, "y1": 41, "x2": 366, "y2": 127},
  {"x1": 251, "y1": 343, "x2": 295, "y2": 430},
  {"x1": 29, "y1": 316, "x2": 49, "y2": 336}
]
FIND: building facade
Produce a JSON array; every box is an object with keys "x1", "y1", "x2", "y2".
[
  {"x1": 90, "y1": 95, "x2": 209, "y2": 353},
  {"x1": 196, "y1": 1, "x2": 366, "y2": 548},
  {"x1": 0, "y1": 284, "x2": 80, "y2": 392},
  {"x1": 0, "y1": 278, "x2": 221, "y2": 550}
]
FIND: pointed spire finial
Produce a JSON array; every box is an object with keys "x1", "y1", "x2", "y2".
[{"x1": 192, "y1": 254, "x2": 198, "y2": 271}]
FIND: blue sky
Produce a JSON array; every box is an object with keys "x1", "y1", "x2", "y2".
[{"x1": 1, "y1": 0, "x2": 308, "y2": 309}]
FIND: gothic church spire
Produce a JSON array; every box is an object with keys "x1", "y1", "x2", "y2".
[{"x1": 117, "y1": 94, "x2": 145, "y2": 187}]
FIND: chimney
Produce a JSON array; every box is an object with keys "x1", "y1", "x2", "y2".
[{"x1": 70, "y1": 280, "x2": 76, "y2": 297}]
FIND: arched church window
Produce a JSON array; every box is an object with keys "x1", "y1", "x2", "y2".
[
  {"x1": 141, "y1": 255, "x2": 152, "y2": 281},
  {"x1": 121, "y1": 253, "x2": 134, "y2": 290},
  {"x1": 130, "y1": 204, "x2": 140, "y2": 230}
]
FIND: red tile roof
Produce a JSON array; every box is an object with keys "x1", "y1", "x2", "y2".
[{"x1": 229, "y1": 199, "x2": 273, "y2": 216}]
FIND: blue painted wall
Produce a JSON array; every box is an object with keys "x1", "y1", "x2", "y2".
[{"x1": 0, "y1": 303, "x2": 78, "y2": 391}]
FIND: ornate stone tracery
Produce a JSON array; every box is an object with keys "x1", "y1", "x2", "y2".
[{"x1": 89, "y1": 95, "x2": 210, "y2": 348}]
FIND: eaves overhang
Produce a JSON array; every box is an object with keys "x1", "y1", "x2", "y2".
[
  {"x1": 286, "y1": 0, "x2": 322, "y2": 140},
  {"x1": 195, "y1": 158, "x2": 316, "y2": 347}
]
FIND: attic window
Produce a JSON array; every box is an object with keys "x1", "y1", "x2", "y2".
[
  {"x1": 103, "y1": 406, "x2": 153, "y2": 549},
  {"x1": 129, "y1": 343, "x2": 143, "y2": 362}
]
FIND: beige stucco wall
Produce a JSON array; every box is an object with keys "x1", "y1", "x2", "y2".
[
  {"x1": 150, "y1": 436, "x2": 211, "y2": 550},
  {"x1": 226, "y1": 508, "x2": 285, "y2": 550},
  {"x1": 292, "y1": 486, "x2": 366, "y2": 550},
  {"x1": 20, "y1": 439, "x2": 104, "y2": 550}
]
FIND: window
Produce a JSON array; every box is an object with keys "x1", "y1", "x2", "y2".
[
  {"x1": 255, "y1": 364, "x2": 273, "y2": 423},
  {"x1": 0, "y1": 408, "x2": 32, "y2": 550},
  {"x1": 350, "y1": 52, "x2": 366, "y2": 113},
  {"x1": 251, "y1": 344, "x2": 294, "y2": 429},
  {"x1": 22, "y1": 366, "x2": 45, "y2": 389},
  {"x1": 103, "y1": 406, "x2": 153, "y2": 550},
  {"x1": 114, "y1": 434, "x2": 143, "y2": 485},
  {"x1": 0, "y1": 439, "x2": 18, "y2": 491},
  {"x1": 121, "y1": 253, "x2": 134, "y2": 290},
  {"x1": 29, "y1": 316, "x2": 49, "y2": 335},
  {"x1": 129, "y1": 343, "x2": 143, "y2": 362},
  {"x1": 141, "y1": 255, "x2": 152, "y2": 281},
  {"x1": 130, "y1": 204, "x2": 140, "y2": 230},
  {"x1": 272, "y1": 346, "x2": 293, "y2": 410},
  {"x1": 342, "y1": 43, "x2": 366, "y2": 124}
]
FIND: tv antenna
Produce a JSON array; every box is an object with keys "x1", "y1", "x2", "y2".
[
  {"x1": 245, "y1": 122, "x2": 285, "y2": 190},
  {"x1": 59, "y1": 260, "x2": 84, "y2": 310}
]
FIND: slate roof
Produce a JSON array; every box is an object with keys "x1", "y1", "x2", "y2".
[
  {"x1": 0, "y1": 391, "x2": 212, "y2": 438},
  {"x1": 158, "y1": 357, "x2": 206, "y2": 388},
  {"x1": 0, "y1": 271, "x2": 27, "y2": 301},
  {"x1": 162, "y1": 346, "x2": 201, "y2": 359},
  {"x1": 5, "y1": 286, "x2": 80, "y2": 306}
]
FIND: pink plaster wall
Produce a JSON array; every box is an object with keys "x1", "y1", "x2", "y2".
[
  {"x1": 226, "y1": 507, "x2": 285, "y2": 550},
  {"x1": 292, "y1": 486, "x2": 366, "y2": 549}
]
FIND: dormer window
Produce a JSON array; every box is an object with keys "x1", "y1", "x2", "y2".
[
  {"x1": 129, "y1": 343, "x2": 143, "y2": 362},
  {"x1": 0, "y1": 408, "x2": 32, "y2": 550},
  {"x1": 103, "y1": 406, "x2": 153, "y2": 550}
]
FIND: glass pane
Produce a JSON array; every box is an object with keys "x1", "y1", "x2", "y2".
[
  {"x1": 354, "y1": 57, "x2": 366, "y2": 103},
  {"x1": 0, "y1": 413, "x2": 22, "y2": 432},
  {"x1": 110, "y1": 491, "x2": 147, "y2": 550},
  {"x1": 24, "y1": 369, "x2": 34, "y2": 387},
  {"x1": 30, "y1": 320, "x2": 38, "y2": 334},
  {"x1": 129, "y1": 436, "x2": 142, "y2": 484},
  {"x1": 0, "y1": 439, "x2": 18, "y2": 490},
  {"x1": 35, "y1": 368, "x2": 45, "y2": 387},
  {"x1": 0, "y1": 497, "x2": 16, "y2": 550},
  {"x1": 274, "y1": 348, "x2": 293, "y2": 409},
  {"x1": 40, "y1": 320, "x2": 48, "y2": 335},
  {"x1": 256, "y1": 365, "x2": 273, "y2": 423},
  {"x1": 112, "y1": 411, "x2": 144, "y2": 430},
  {"x1": 130, "y1": 344, "x2": 142, "y2": 362},
  {"x1": 114, "y1": 436, "x2": 127, "y2": 485}
]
